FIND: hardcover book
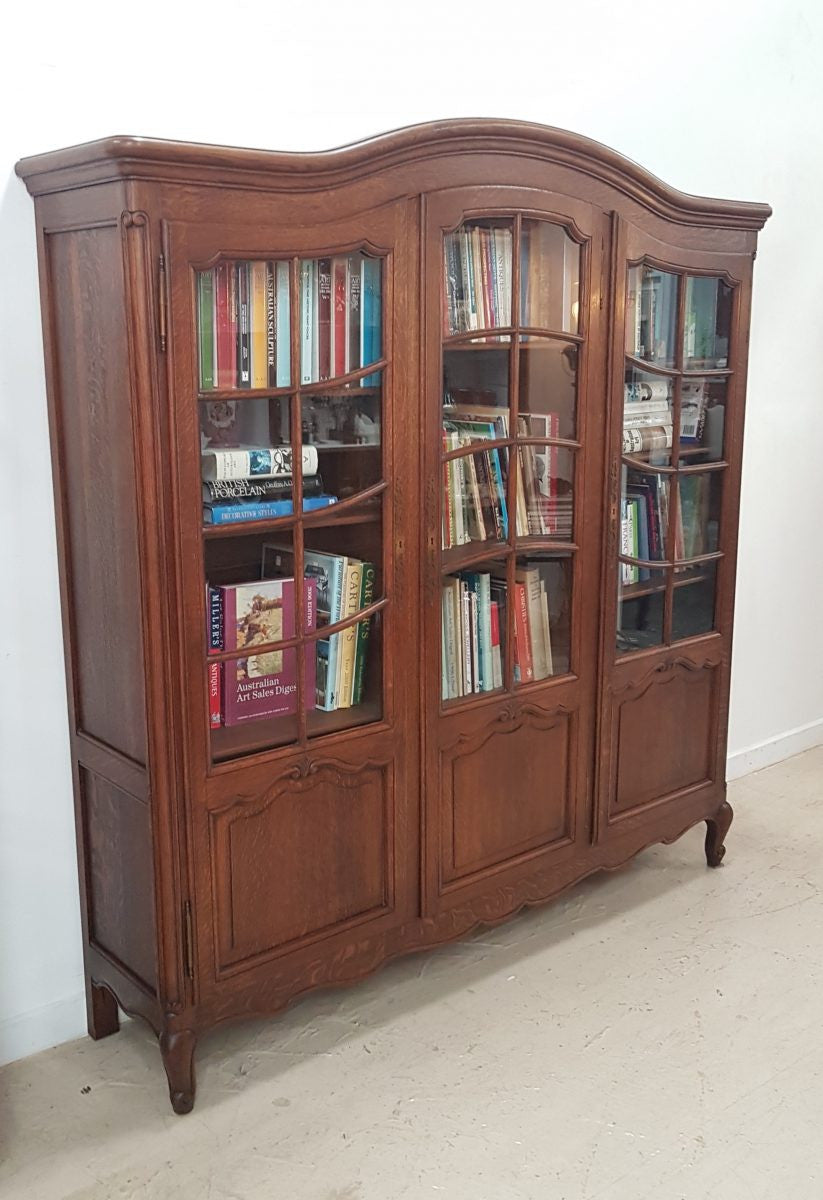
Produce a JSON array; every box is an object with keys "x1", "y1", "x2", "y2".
[
  {"x1": 202, "y1": 444, "x2": 319, "y2": 481},
  {"x1": 220, "y1": 578, "x2": 316, "y2": 726}
]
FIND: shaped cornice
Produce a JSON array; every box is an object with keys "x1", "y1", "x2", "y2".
[{"x1": 16, "y1": 119, "x2": 771, "y2": 230}]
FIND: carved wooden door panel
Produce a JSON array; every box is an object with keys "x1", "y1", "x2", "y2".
[
  {"x1": 422, "y1": 185, "x2": 610, "y2": 918},
  {"x1": 596, "y1": 219, "x2": 755, "y2": 841},
  {"x1": 164, "y1": 197, "x2": 421, "y2": 1010}
]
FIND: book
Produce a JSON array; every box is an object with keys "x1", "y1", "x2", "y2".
[
  {"x1": 201, "y1": 444, "x2": 319, "y2": 481},
  {"x1": 352, "y1": 562, "x2": 376, "y2": 705},
  {"x1": 206, "y1": 585, "x2": 222, "y2": 729},
  {"x1": 220, "y1": 578, "x2": 316, "y2": 726},
  {"x1": 361, "y1": 257, "x2": 381, "y2": 386},
  {"x1": 214, "y1": 262, "x2": 236, "y2": 389},
  {"x1": 513, "y1": 582, "x2": 533, "y2": 682},
  {"x1": 236, "y1": 262, "x2": 251, "y2": 387},
  {"x1": 336, "y1": 559, "x2": 363, "y2": 708},
  {"x1": 197, "y1": 270, "x2": 215, "y2": 390},
  {"x1": 300, "y1": 259, "x2": 315, "y2": 384},
  {"x1": 250, "y1": 261, "x2": 268, "y2": 388},
  {"x1": 265, "y1": 261, "x2": 277, "y2": 388},
  {"x1": 275, "y1": 261, "x2": 291, "y2": 387},
  {"x1": 203, "y1": 475, "x2": 324, "y2": 502},
  {"x1": 203, "y1": 495, "x2": 338, "y2": 525},
  {"x1": 331, "y1": 257, "x2": 348, "y2": 378},
  {"x1": 347, "y1": 256, "x2": 362, "y2": 374},
  {"x1": 317, "y1": 258, "x2": 332, "y2": 380}
]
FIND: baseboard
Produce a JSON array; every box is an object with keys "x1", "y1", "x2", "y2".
[
  {"x1": 0, "y1": 988, "x2": 86, "y2": 1067},
  {"x1": 727, "y1": 718, "x2": 823, "y2": 782}
]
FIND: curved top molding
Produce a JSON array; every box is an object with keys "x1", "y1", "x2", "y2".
[{"x1": 15, "y1": 118, "x2": 771, "y2": 230}]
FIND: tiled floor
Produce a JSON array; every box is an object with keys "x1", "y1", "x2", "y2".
[{"x1": 2, "y1": 749, "x2": 821, "y2": 1199}]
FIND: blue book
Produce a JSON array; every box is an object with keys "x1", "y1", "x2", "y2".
[
  {"x1": 361, "y1": 257, "x2": 381, "y2": 386},
  {"x1": 203, "y1": 495, "x2": 337, "y2": 525}
]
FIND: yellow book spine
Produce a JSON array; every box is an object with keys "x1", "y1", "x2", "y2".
[{"x1": 250, "y1": 261, "x2": 268, "y2": 388}]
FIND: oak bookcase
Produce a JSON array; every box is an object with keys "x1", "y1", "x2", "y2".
[{"x1": 16, "y1": 121, "x2": 770, "y2": 1113}]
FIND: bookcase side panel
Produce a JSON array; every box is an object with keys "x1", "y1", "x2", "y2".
[{"x1": 44, "y1": 222, "x2": 148, "y2": 765}]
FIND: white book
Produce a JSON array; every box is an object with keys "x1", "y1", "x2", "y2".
[
  {"x1": 276, "y1": 261, "x2": 290, "y2": 387},
  {"x1": 300, "y1": 260, "x2": 313, "y2": 384},
  {"x1": 202, "y1": 444, "x2": 319, "y2": 482},
  {"x1": 461, "y1": 584, "x2": 472, "y2": 695},
  {"x1": 539, "y1": 580, "x2": 553, "y2": 676},
  {"x1": 311, "y1": 261, "x2": 319, "y2": 383},
  {"x1": 477, "y1": 573, "x2": 493, "y2": 692}
]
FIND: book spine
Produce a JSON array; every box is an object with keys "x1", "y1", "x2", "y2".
[
  {"x1": 207, "y1": 586, "x2": 223, "y2": 728},
  {"x1": 514, "y1": 583, "x2": 533, "y2": 681},
  {"x1": 202, "y1": 444, "x2": 320, "y2": 481},
  {"x1": 317, "y1": 258, "x2": 332, "y2": 381},
  {"x1": 214, "y1": 262, "x2": 235, "y2": 390},
  {"x1": 461, "y1": 584, "x2": 472, "y2": 692},
  {"x1": 348, "y1": 256, "x2": 361, "y2": 372},
  {"x1": 250, "y1": 261, "x2": 267, "y2": 388},
  {"x1": 352, "y1": 562, "x2": 376, "y2": 705},
  {"x1": 235, "y1": 262, "x2": 251, "y2": 387},
  {"x1": 203, "y1": 475, "x2": 323, "y2": 502},
  {"x1": 524, "y1": 573, "x2": 548, "y2": 680},
  {"x1": 477, "y1": 573, "x2": 492, "y2": 692},
  {"x1": 197, "y1": 270, "x2": 216, "y2": 390},
  {"x1": 300, "y1": 260, "x2": 314, "y2": 384},
  {"x1": 265, "y1": 261, "x2": 277, "y2": 388},
  {"x1": 469, "y1": 589, "x2": 480, "y2": 693},
  {"x1": 337, "y1": 560, "x2": 362, "y2": 709},
  {"x1": 362, "y1": 257, "x2": 381, "y2": 386},
  {"x1": 275, "y1": 261, "x2": 291, "y2": 387},
  {"x1": 539, "y1": 581, "x2": 553, "y2": 676},
  {"x1": 442, "y1": 581, "x2": 459, "y2": 699},
  {"x1": 302, "y1": 578, "x2": 317, "y2": 712},
  {"x1": 204, "y1": 495, "x2": 336, "y2": 524},
  {"x1": 489, "y1": 600, "x2": 503, "y2": 690},
  {"x1": 332, "y1": 257, "x2": 347, "y2": 379}
]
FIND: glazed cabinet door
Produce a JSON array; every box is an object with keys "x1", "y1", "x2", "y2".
[
  {"x1": 422, "y1": 187, "x2": 610, "y2": 917},
  {"x1": 164, "y1": 198, "x2": 420, "y2": 1012},
  {"x1": 596, "y1": 219, "x2": 754, "y2": 841}
]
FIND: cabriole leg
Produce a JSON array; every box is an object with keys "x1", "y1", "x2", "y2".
[
  {"x1": 159, "y1": 1028, "x2": 197, "y2": 1115},
  {"x1": 87, "y1": 980, "x2": 120, "y2": 1040},
  {"x1": 705, "y1": 800, "x2": 733, "y2": 868}
]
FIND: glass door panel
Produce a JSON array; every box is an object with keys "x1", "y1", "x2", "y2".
[
  {"x1": 441, "y1": 560, "x2": 508, "y2": 701},
  {"x1": 299, "y1": 252, "x2": 382, "y2": 385},
  {"x1": 676, "y1": 471, "x2": 722, "y2": 559},
  {"x1": 442, "y1": 445, "x2": 510, "y2": 554},
  {"x1": 617, "y1": 567, "x2": 666, "y2": 655},
  {"x1": 672, "y1": 560, "x2": 718, "y2": 641},
  {"x1": 678, "y1": 377, "x2": 727, "y2": 464},
  {"x1": 443, "y1": 219, "x2": 514, "y2": 336},
  {"x1": 301, "y1": 372, "x2": 383, "y2": 504},
  {"x1": 683, "y1": 276, "x2": 733, "y2": 370},
  {"x1": 521, "y1": 219, "x2": 580, "y2": 333},
  {"x1": 513, "y1": 553, "x2": 572, "y2": 681},
  {"x1": 198, "y1": 260, "x2": 291, "y2": 392},
  {"x1": 518, "y1": 339, "x2": 578, "y2": 439},
  {"x1": 623, "y1": 365, "x2": 673, "y2": 465},
  {"x1": 515, "y1": 442, "x2": 574, "y2": 540},
  {"x1": 625, "y1": 265, "x2": 679, "y2": 368}
]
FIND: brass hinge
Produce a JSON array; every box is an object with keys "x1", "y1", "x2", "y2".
[
  {"x1": 182, "y1": 900, "x2": 194, "y2": 980},
  {"x1": 158, "y1": 253, "x2": 168, "y2": 353}
]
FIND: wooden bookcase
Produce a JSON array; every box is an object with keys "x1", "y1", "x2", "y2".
[{"x1": 16, "y1": 121, "x2": 770, "y2": 1113}]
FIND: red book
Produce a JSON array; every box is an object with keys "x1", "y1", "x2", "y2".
[
  {"x1": 331, "y1": 257, "x2": 347, "y2": 378},
  {"x1": 317, "y1": 258, "x2": 332, "y2": 380},
  {"x1": 514, "y1": 582, "x2": 534, "y2": 682},
  {"x1": 206, "y1": 586, "x2": 223, "y2": 728},
  {"x1": 214, "y1": 262, "x2": 236, "y2": 389},
  {"x1": 220, "y1": 578, "x2": 317, "y2": 726}
]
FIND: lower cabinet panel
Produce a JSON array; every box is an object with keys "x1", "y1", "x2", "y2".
[
  {"x1": 210, "y1": 761, "x2": 393, "y2": 972},
  {"x1": 611, "y1": 659, "x2": 718, "y2": 817},
  {"x1": 441, "y1": 704, "x2": 573, "y2": 884}
]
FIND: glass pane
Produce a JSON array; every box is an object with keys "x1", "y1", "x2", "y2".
[
  {"x1": 684, "y1": 276, "x2": 733, "y2": 370},
  {"x1": 300, "y1": 252, "x2": 381, "y2": 384},
  {"x1": 673, "y1": 560, "x2": 718, "y2": 641},
  {"x1": 442, "y1": 445, "x2": 509, "y2": 551},
  {"x1": 443, "y1": 344, "x2": 510, "y2": 433},
  {"x1": 443, "y1": 219, "x2": 513, "y2": 335},
  {"x1": 617, "y1": 567, "x2": 666, "y2": 655},
  {"x1": 678, "y1": 377, "x2": 727, "y2": 465},
  {"x1": 625, "y1": 265, "x2": 678, "y2": 368},
  {"x1": 676, "y1": 471, "x2": 722, "y2": 560},
  {"x1": 621, "y1": 467, "x2": 671, "y2": 563},
  {"x1": 442, "y1": 564, "x2": 508, "y2": 700},
  {"x1": 623, "y1": 366, "x2": 673, "y2": 466},
  {"x1": 516, "y1": 440, "x2": 574, "y2": 541},
  {"x1": 521, "y1": 220, "x2": 580, "y2": 334},
  {"x1": 518, "y1": 338, "x2": 577, "y2": 440},
  {"x1": 513, "y1": 554, "x2": 572, "y2": 680},
  {"x1": 197, "y1": 260, "x2": 291, "y2": 392},
  {"x1": 302, "y1": 371, "x2": 382, "y2": 502}
]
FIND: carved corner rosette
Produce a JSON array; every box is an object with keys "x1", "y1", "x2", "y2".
[{"x1": 121, "y1": 209, "x2": 150, "y2": 230}]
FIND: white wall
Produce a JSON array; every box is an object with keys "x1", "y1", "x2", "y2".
[{"x1": 2, "y1": 0, "x2": 821, "y2": 1064}]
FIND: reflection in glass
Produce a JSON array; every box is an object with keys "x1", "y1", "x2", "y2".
[
  {"x1": 617, "y1": 567, "x2": 666, "y2": 655},
  {"x1": 197, "y1": 260, "x2": 291, "y2": 392},
  {"x1": 676, "y1": 472, "x2": 721, "y2": 560},
  {"x1": 672, "y1": 561, "x2": 717, "y2": 640},
  {"x1": 443, "y1": 219, "x2": 514, "y2": 335},
  {"x1": 518, "y1": 339, "x2": 577, "y2": 440},
  {"x1": 441, "y1": 564, "x2": 507, "y2": 699},
  {"x1": 300, "y1": 252, "x2": 381, "y2": 384},
  {"x1": 621, "y1": 467, "x2": 670, "y2": 563},
  {"x1": 521, "y1": 220, "x2": 580, "y2": 333},
  {"x1": 622, "y1": 366, "x2": 673, "y2": 465},
  {"x1": 678, "y1": 377, "x2": 727, "y2": 464},
  {"x1": 302, "y1": 376, "x2": 382, "y2": 502},
  {"x1": 516, "y1": 442, "x2": 574, "y2": 540},
  {"x1": 683, "y1": 276, "x2": 733, "y2": 369},
  {"x1": 625, "y1": 265, "x2": 679, "y2": 368},
  {"x1": 443, "y1": 345, "x2": 509, "y2": 425}
]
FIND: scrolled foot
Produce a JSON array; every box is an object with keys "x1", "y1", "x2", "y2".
[
  {"x1": 87, "y1": 980, "x2": 120, "y2": 1040},
  {"x1": 159, "y1": 1028, "x2": 197, "y2": 1115},
  {"x1": 705, "y1": 799, "x2": 733, "y2": 868}
]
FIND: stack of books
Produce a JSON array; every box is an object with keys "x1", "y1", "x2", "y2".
[
  {"x1": 262, "y1": 544, "x2": 376, "y2": 712},
  {"x1": 201, "y1": 444, "x2": 338, "y2": 525},
  {"x1": 622, "y1": 380, "x2": 672, "y2": 455},
  {"x1": 300, "y1": 256, "x2": 381, "y2": 385},
  {"x1": 198, "y1": 261, "x2": 290, "y2": 391},
  {"x1": 443, "y1": 225, "x2": 513, "y2": 335},
  {"x1": 207, "y1": 578, "x2": 317, "y2": 728},
  {"x1": 441, "y1": 565, "x2": 553, "y2": 699}
]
